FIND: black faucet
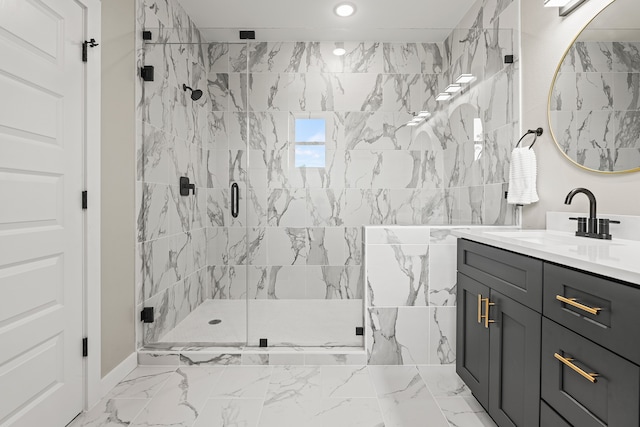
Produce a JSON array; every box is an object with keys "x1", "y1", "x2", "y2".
[
  {"x1": 564, "y1": 188, "x2": 597, "y2": 235},
  {"x1": 564, "y1": 188, "x2": 619, "y2": 239}
]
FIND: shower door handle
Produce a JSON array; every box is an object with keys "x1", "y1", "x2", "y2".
[{"x1": 231, "y1": 183, "x2": 239, "y2": 218}]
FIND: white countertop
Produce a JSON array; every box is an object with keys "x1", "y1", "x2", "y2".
[{"x1": 453, "y1": 229, "x2": 640, "y2": 286}]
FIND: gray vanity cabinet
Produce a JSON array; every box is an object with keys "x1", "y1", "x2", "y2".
[
  {"x1": 457, "y1": 237, "x2": 640, "y2": 427},
  {"x1": 457, "y1": 239, "x2": 542, "y2": 427}
]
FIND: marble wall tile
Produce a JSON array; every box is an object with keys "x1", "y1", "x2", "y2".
[
  {"x1": 307, "y1": 227, "x2": 346, "y2": 266},
  {"x1": 345, "y1": 150, "x2": 423, "y2": 189},
  {"x1": 384, "y1": 43, "x2": 422, "y2": 74},
  {"x1": 576, "y1": 72, "x2": 614, "y2": 111},
  {"x1": 367, "y1": 307, "x2": 430, "y2": 365},
  {"x1": 484, "y1": 182, "x2": 516, "y2": 226},
  {"x1": 615, "y1": 111, "x2": 640, "y2": 149},
  {"x1": 343, "y1": 42, "x2": 384, "y2": 73},
  {"x1": 428, "y1": 244, "x2": 457, "y2": 306},
  {"x1": 367, "y1": 245, "x2": 429, "y2": 307},
  {"x1": 420, "y1": 43, "x2": 445, "y2": 74},
  {"x1": 613, "y1": 73, "x2": 640, "y2": 111},
  {"x1": 484, "y1": 123, "x2": 514, "y2": 185},
  {"x1": 266, "y1": 227, "x2": 308, "y2": 265},
  {"x1": 575, "y1": 110, "x2": 614, "y2": 150},
  {"x1": 575, "y1": 41, "x2": 614, "y2": 72},
  {"x1": 137, "y1": 182, "x2": 169, "y2": 243},
  {"x1": 612, "y1": 42, "x2": 640, "y2": 73},
  {"x1": 430, "y1": 307, "x2": 456, "y2": 364}
]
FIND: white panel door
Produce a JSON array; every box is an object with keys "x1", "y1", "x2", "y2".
[{"x1": 0, "y1": 0, "x2": 85, "y2": 426}]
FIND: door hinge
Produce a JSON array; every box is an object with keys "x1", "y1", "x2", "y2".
[
  {"x1": 82, "y1": 191, "x2": 88, "y2": 209},
  {"x1": 82, "y1": 39, "x2": 99, "y2": 62},
  {"x1": 82, "y1": 338, "x2": 88, "y2": 357}
]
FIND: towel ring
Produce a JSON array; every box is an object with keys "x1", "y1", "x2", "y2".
[{"x1": 515, "y1": 127, "x2": 544, "y2": 150}]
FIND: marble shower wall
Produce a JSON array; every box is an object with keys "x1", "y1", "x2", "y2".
[
  {"x1": 365, "y1": 226, "x2": 458, "y2": 365},
  {"x1": 135, "y1": 0, "x2": 213, "y2": 345},
  {"x1": 550, "y1": 41, "x2": 640, "y2": 171}
]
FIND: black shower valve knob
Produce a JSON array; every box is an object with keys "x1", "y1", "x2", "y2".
[{"x1": 179, "y1": 176, "x2": 196, "y2": 196}]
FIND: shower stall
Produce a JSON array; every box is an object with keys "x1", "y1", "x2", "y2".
[{"x1": 135, "y1": 0, "x2": 520, "y2": 356}]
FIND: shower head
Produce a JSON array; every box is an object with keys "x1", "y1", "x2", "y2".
[{"x1": 182, "y1": 84, "x2": 203, "y2": 101}]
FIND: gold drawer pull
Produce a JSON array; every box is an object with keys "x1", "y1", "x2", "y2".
[
  {"x1": 556, "y1": 295, "x2": 601, "y2": 315},
  {"x1": 478, "y1": 294, "x2": 482, "y2": 324},
  {"x1": 554, "y1": 353, "x2": 599, "y2": 383}
]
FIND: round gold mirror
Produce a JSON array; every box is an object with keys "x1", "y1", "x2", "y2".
[{"x1": 548, "y1": 0, "x2": 640, "y2": 173}]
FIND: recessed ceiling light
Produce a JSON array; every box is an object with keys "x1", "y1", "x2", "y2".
[
  {"x1": 334, "y1": 2, "x2": 356, "y2": 17},
  {"x1": 445, "y1": 84, "x2": 462, "y2": 93},
  {"x1": 436, "y1": 93, "x2": 452, "y2": 101},
  {"x1": 333, "y1": 42, "x2": 346, "y2": 56},
  {"x1": 455, "y1": 74, "x2": 475, "y2": 84}
]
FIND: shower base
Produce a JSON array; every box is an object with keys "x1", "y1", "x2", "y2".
[{"x1": 140, "y1": 298, "x2": 366, "y2": 366}]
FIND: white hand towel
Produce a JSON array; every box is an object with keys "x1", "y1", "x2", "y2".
[{"x1": 507, "y1": 147, "x2": 539, "y2": 205}]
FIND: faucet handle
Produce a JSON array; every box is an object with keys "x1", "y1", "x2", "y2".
[{"x1": 569, "y1": 217, "x2": 588, "y2": 235}]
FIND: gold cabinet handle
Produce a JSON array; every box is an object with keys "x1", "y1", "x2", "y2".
[
  {"x1": 483, "y1": 297, "x2": 495, "y2": 328},
  {"x1": 554, "y1": 353, "x2": 598, "y2": 383},
  {"x1": 556, "y1": 295, "x2": 601, "y2": 315},
  {"x1": 478, "y1": 295, "x2": 495, "y2": 328}
]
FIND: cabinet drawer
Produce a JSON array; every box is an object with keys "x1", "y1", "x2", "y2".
[
  {"x1": 541, "y1": 318, "x2": 640, "y2": 427},
  {"x1": 544, "y1": 263, "x2": 640, "y2": 365},
  {"x1": 541, "y1": 400, "x2": 572, "y2": 427},
  {"x1": 457, "y1": 239, "x2": 543, "y2": 311}
]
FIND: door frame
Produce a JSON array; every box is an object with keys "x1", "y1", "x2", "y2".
[{"x1": 77, "y1": 0, "x2": 102, "y2": 410}]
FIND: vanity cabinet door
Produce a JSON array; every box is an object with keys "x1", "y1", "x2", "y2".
[
  {"x1": 456, "y1": 273, "x2": 490, "y2": 410},
  {"x1": 541, "y1": 318, "x2": 640, "y2": 427},
  {"x1": 489, "y1": 290, "x2": 541, "y2": 427},
  {"x1": 458, "y1": 239, "x2": 543, "y2": 311}
]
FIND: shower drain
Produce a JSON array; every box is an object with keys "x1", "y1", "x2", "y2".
[{"x1": 208, "y1": 319, "x2": 222, "y2": 325}]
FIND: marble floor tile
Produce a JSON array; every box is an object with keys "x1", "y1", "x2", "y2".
[
  {"x1": 418, "y1": 365, "x2": 471, "y2": 397},
  {"x1": 321, "y1": 366, "x2": 377, "y2": 398},
  {"x1": 192, "y1": 399, "x2": 263, "y2": 427},
  {"x1": 105, "y1": 367, "x2": 176, "y2": 399},
  {"x1": 436, "y1": 396, "x2": 497, "y2": 427},
  {"x1": 130, "y1": 367, "x2": 225, "y2": 426},
  {"x1": 318, "y1": 398, "x2": 385, "y2": 427},
  {"x1": 369, "y1": 365, "x2": 449, "y2": 427},
  {"x1": 258, "y1": 366, "x2": 323, "y2": 427},
  {"x1": 209, "y1": 366, "x2": 273, "y2": 398},
  {"x1": 67, "y1": 398, "x2": 149, "y2": 427},
  {"x1": 74, "y1": 363, "x2": 495, "y2": 427}
]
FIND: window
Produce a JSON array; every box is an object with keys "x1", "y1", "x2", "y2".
[{"x1": 294, "y1": 118, "x2": 326, "y2": 168}]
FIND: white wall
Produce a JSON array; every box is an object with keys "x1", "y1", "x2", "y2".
[{"x1": 521, "y1": 0, "x2": 640, "y2": 229}]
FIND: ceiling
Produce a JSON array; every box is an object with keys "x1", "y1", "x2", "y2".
[{"x1": 177, "y1": 0, "x2": 478, "y2": 42}]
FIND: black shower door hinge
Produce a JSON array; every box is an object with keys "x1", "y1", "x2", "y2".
[
  {"x1": 82, "y1": 39, "x2": 99, "y2": 62},
  {"x1": 82, "y1": 191, "x2": 88, "y2": 209},
  {"x1": 82, "y1": 338, "x2": 88, "y2": 357}
]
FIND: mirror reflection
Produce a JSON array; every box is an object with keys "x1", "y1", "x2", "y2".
[{"x1": 549, "y1": 0, "x2": 640, "y2": 173}]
